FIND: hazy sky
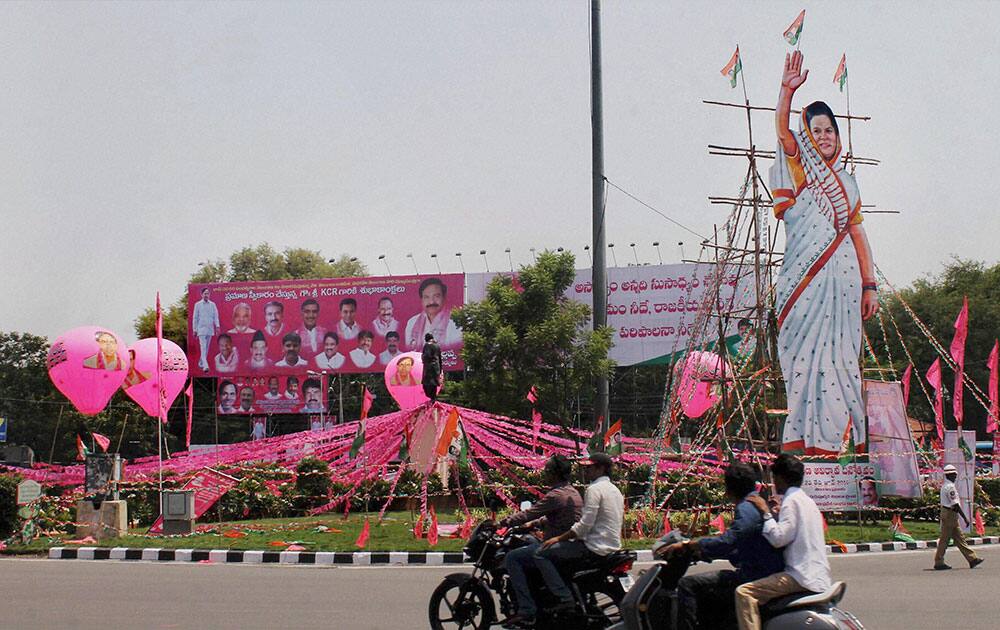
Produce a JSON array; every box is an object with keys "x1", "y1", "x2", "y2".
[{"x1": 2, "y1": 1, "x2": 998, "y2": 342}]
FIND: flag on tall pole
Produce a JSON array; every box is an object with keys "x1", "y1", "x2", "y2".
[
  {"x1": 92, "y1": 432, "x2": 110, "y2": 452},
  {"x1": 783, "y1": 10, "x2": 805, "y2": 46},
  {"x1": 926, "y1": 359, "x2": 945, "y2": 440},
  {"x1": 987, "y1": 340, "x2": 999, "y2": 433},
  {"x1": 360, "y1": 386, "x2": 374, "y2": 420},
  {"x1": 833, "y1": 54, "x2": 848, "y2": 92},
  {"x1": 527, "y1": 386, "x2": 542, "y2": 451},
  {"x1": 950, "y1": 297, "x2": 969, "y2": 427},
  {"x1": 720, "y1": 46, "x2": 742, "y2": 89}
]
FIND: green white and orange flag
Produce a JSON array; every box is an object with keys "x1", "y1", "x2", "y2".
[
  {"x1": 783, "y1": 10, "x2": 805, "y2": 46},
  {"x1": 837, "y1": 417, "x2": 855, "y2": 466},
  {"x1": 833, "y1": 54, "x2": 848, "y2": 92},
  {"x1": 720, "y1": 46, "x2": 742, "y2": 89},
  {"x1": 604, "y1": 419, "x2": 623, "y2": 457}
]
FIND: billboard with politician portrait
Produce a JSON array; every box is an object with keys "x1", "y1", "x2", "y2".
[{"x1": 188, "y1": 274, "x2": 464, "y2": 378}]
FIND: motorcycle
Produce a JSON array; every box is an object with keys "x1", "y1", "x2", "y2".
[
  {"x1": 429, "y1": 520, "x2": 637, "y2": 630},
  {"x1": 607, "y1": 532, "x2": 865, "y2": 630}
]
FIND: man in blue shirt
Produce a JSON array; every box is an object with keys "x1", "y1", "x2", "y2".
[{"x1": 659, "y1": 462, "x2": 784, "y2": 630}]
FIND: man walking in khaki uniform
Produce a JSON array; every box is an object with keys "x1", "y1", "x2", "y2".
[{"x1": 934, "y1": 463, "x2": 983, "y2": 570}]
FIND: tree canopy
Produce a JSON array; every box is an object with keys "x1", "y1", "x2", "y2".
[{"x1": 450, "y1": 250, "x2": 615, "y2": 428}]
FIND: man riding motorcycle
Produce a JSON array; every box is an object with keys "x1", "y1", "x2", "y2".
[
  {"x1": 499, "y1": 455, "x2": 583, "y2": 629},
  {"x1": 658, "y1": 462, "x2": 784, "y2": 629},
  {"x1": 532, "y1": 453, "x2": 625, "y2": 626}
]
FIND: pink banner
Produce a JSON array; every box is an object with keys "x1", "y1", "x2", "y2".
[
  {"x1": 149, "y1": 468, "x2": 238, "y2": 534},
  {"x1": 188, "y1": 274, "x2": 464, "y2": 377},
  {"x1": 216, "y1": 373, "x2": 328, "y2": 415}
]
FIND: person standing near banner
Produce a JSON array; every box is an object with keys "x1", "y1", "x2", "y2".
[
  {"x1": 933, "y1": 464, "x2": 983, "y2": 570},
  {"x1": 421, "y1": 333, "x2": 442, "y2": 401},
  {"x1": 193, "y1": 288, "x2": 220, "y2": 372},
  {"x1": 769, "y1": 50, "x2": 877, "y2": 455}
]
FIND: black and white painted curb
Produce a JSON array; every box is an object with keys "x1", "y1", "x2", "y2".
[{"x1": 46, "y1": 536, "x2": 1000, "y2": 565}]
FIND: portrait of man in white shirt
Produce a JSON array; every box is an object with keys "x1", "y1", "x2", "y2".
[
  {"x1": 193, "y1": 287, "x2": 220, "y2": 372},
  {"x1": 262, "y1": 301, "x2": 286, "y2": 338},
  {"x1": 337, "y1": 298, "x2": 360, "y2": 341},
  {"x1": 275, "y1": 332, "x2": 308, "y2": 368},
  {"x1": 372, "y1": 297, "x2": 399, "y2": 337},
  {"x1": 315, "y1": 331, "x2": 346, "y2": 370},
  {"x1": 228, "y1": 302, "x2": 257, "y2": 335},
  {"x1": 264, "y1": 376, "x2": 283, "y2": 400},
  {"x1": 379, "y1": 331, "x2": 402, "y2": 365},
  {"x1": 349, "y1": 330, "x2": 377, "y2": 369},
  {"x1": 214, "y1": 334, "x2": 239, "y2": 374},
  {"x1": 296, "y1": 298, "x2": 327, "y2": 354},
  {"x1": 404, "y1": 277, "x2": 462, "y2": 351}
]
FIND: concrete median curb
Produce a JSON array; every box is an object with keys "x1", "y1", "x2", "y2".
[{"x1": 45, "y1": 536, "x2": 1000, "y2": 564}]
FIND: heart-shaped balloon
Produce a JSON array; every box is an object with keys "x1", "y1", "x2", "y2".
[
  {"x1": 122, "y1": 338, "x2": 190, "y2": 417},
  {"x1": 675, "y1": 350, "x2": 728, "y2": 419},
  {"x1": 47, "y1": 326, "x2": 131, "y2": 415},
  {"x1": 384, "y1": 351, "x2": 434, "y2": 410}
]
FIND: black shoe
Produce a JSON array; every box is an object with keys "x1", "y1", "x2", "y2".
[
  {"x1": 970, "y1": 558, "x2": 984, "y2": 569},
  {"x1": 934, "y1": 563, "x2": 952, "y2": 570},
  {"x1": 501, "y1": 613, "x2": 536, "y2": 629}
]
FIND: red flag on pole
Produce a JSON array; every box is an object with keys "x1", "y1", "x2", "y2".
[
  {"x1": 360, "y1": 386, "x2": 374, "y2": 420},
  {"x1": 926, "y1": 359, "x2": 945, "y2": 440},
  {"x1": 92, "y1": 432, "x2": 110, "y2": 452},
  {"x1": 901, "y1": 364, "x2": 913, "y2": 409},
  {"x1": 950, "y1": 297, "x2": 969, "y2": 427},
  {"x1": 661, "y1": 511, "x2": 673, "y2": 536},
  {"x1": 987, "y1": 340, "x2": 999, "y2": 433},
  {"x1": 185, "y1": 380, "x2": 194, "y2": 448}
]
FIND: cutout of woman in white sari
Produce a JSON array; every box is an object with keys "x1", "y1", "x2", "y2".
[{"x1": 770, "y1": 51, "x2": 878, "y2": 455}]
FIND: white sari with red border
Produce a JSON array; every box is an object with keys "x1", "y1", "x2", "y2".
[{"x1": 768, "y1": 111, "x2": 866, "y2": 455}]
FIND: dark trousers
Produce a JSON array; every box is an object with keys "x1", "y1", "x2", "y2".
[
  {"x1": 504, "y1": 540, "x2": 541, "y2": 616},
  {"x1": 533, "y1": 540, "x2": 600, "y2": 605},
  {"x1": 677, "y1": 569, "x2": 741, "y2": 630},
  {"x1": 422, "y1": 378, "x2": 438, "y2": 401}
]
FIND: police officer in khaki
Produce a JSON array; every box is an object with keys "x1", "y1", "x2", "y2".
[{"x1": 933, "y1": 464, "x2": 983, "y2": 570}]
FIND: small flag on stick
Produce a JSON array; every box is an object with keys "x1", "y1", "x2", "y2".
[
  {"x1": 604, "y1": 419, "x2": 623, "y2": 457},
  {"x1": 720, "y1": 47, "x2": 742, "y2": 89},
  {"x1": 837, "y1": 417, "x2": 856, "y2": 466},
  {"x1": 833, "y1": 54, "x2": 848, "y2": 92},
  {"x1": 783, "y1": 10, "x2": 805, "y2": 45}
]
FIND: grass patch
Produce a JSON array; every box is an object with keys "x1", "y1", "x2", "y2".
[{"x1": 4, "y1": 515, "x2": 997, "y2": 555}]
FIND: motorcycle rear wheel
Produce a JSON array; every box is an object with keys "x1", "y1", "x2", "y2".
[{"x1": 429, "y1": 580, "x2": 493, "y2": 630}]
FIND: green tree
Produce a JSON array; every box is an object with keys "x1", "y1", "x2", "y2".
[
  {"x1": 867, "y1": 258, "x2": 1000, "y2": 438},
  {"x1": 451, "y1": 251, "x2": 615, "y2": 431}
]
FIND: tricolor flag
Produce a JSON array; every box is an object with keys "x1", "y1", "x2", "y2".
[
  {"x1": 833, "y1": 54, "x2": 848, "y2": 93},
  {"x1": 587, "y1": 416, "x2": 605, "y2": 456},
  {"x1": 783, "y1": 10, "x2": 805, "y2": 46},
  {"x1": 604, "y1": 419, "x2": 623, "y2": 457},
  {"x1": 720, "y1": 46, "x2": 742, "y2": 89},
  {"x1": 890, "y1": 514, "x2": 916, "y2": 543},
  {"x1": 837, "y1": 417, "x2": 856, "y2": 466}
]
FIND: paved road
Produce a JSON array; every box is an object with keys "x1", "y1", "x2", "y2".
[{"x1": 2, "y1": 544, "x2": 997, "y2": 629}]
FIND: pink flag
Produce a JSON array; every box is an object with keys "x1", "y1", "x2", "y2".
[
  {"x1": 926, "y1": 359, "x2": 945, "y2": 440},
  {"x1": 92, "y1": 432, "x2": 110, "y2": 452},
  {"x1": 974, "y1": 510, "x2": 986, "y2": 537},
  {"x1": 901, "y1": 364, "x2": 913, "y2": 409},
  {"x1": 527, "y1": 386, "x2": 541, "y2": 450},
  {"x1": 156, "y1": 292, "x2": 167, "y2": 425},
  {"x1": 185, "y1": 380, "x2": 194, "y2": 448},
  {"x1": 988, "y1": 340, "x2": 999, "y2": 433},
  {"x1": 950, "y1": 297, "x2": 969, "y2": 427},
  {"x1": 661, "y1": 512, "x2": 673, "y2": 536},
  {"x1": 708, "y1": 512, "x2": 726, "y2": 535},
  {"x1": 427, "y1": 507, "x2": 439, "y2": 547},
  {"x1": 360, "y1": 386, "x2": 374, "y2": 420},
  {"x1": 355, "y1": 517, "x2": 371, "y2": 548},
  {"x1": 526, "y1": 386, "x2": 538, "y2": 404}
]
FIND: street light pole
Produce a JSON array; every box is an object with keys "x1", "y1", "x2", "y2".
[{"x1": 590, "y1": 0, "x2": 609, "y2": 431}]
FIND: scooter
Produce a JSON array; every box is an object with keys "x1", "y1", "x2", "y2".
[{"x1": 607, "y1": 532, "x2": 865, "y2": 630}]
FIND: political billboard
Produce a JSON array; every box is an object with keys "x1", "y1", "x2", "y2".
[
  {"x1": 466, "y1": 264, "x2": 753, "y2": 366},
  {"x1": 188, "y1": 274, "x2": 464, "y2": 378}
]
